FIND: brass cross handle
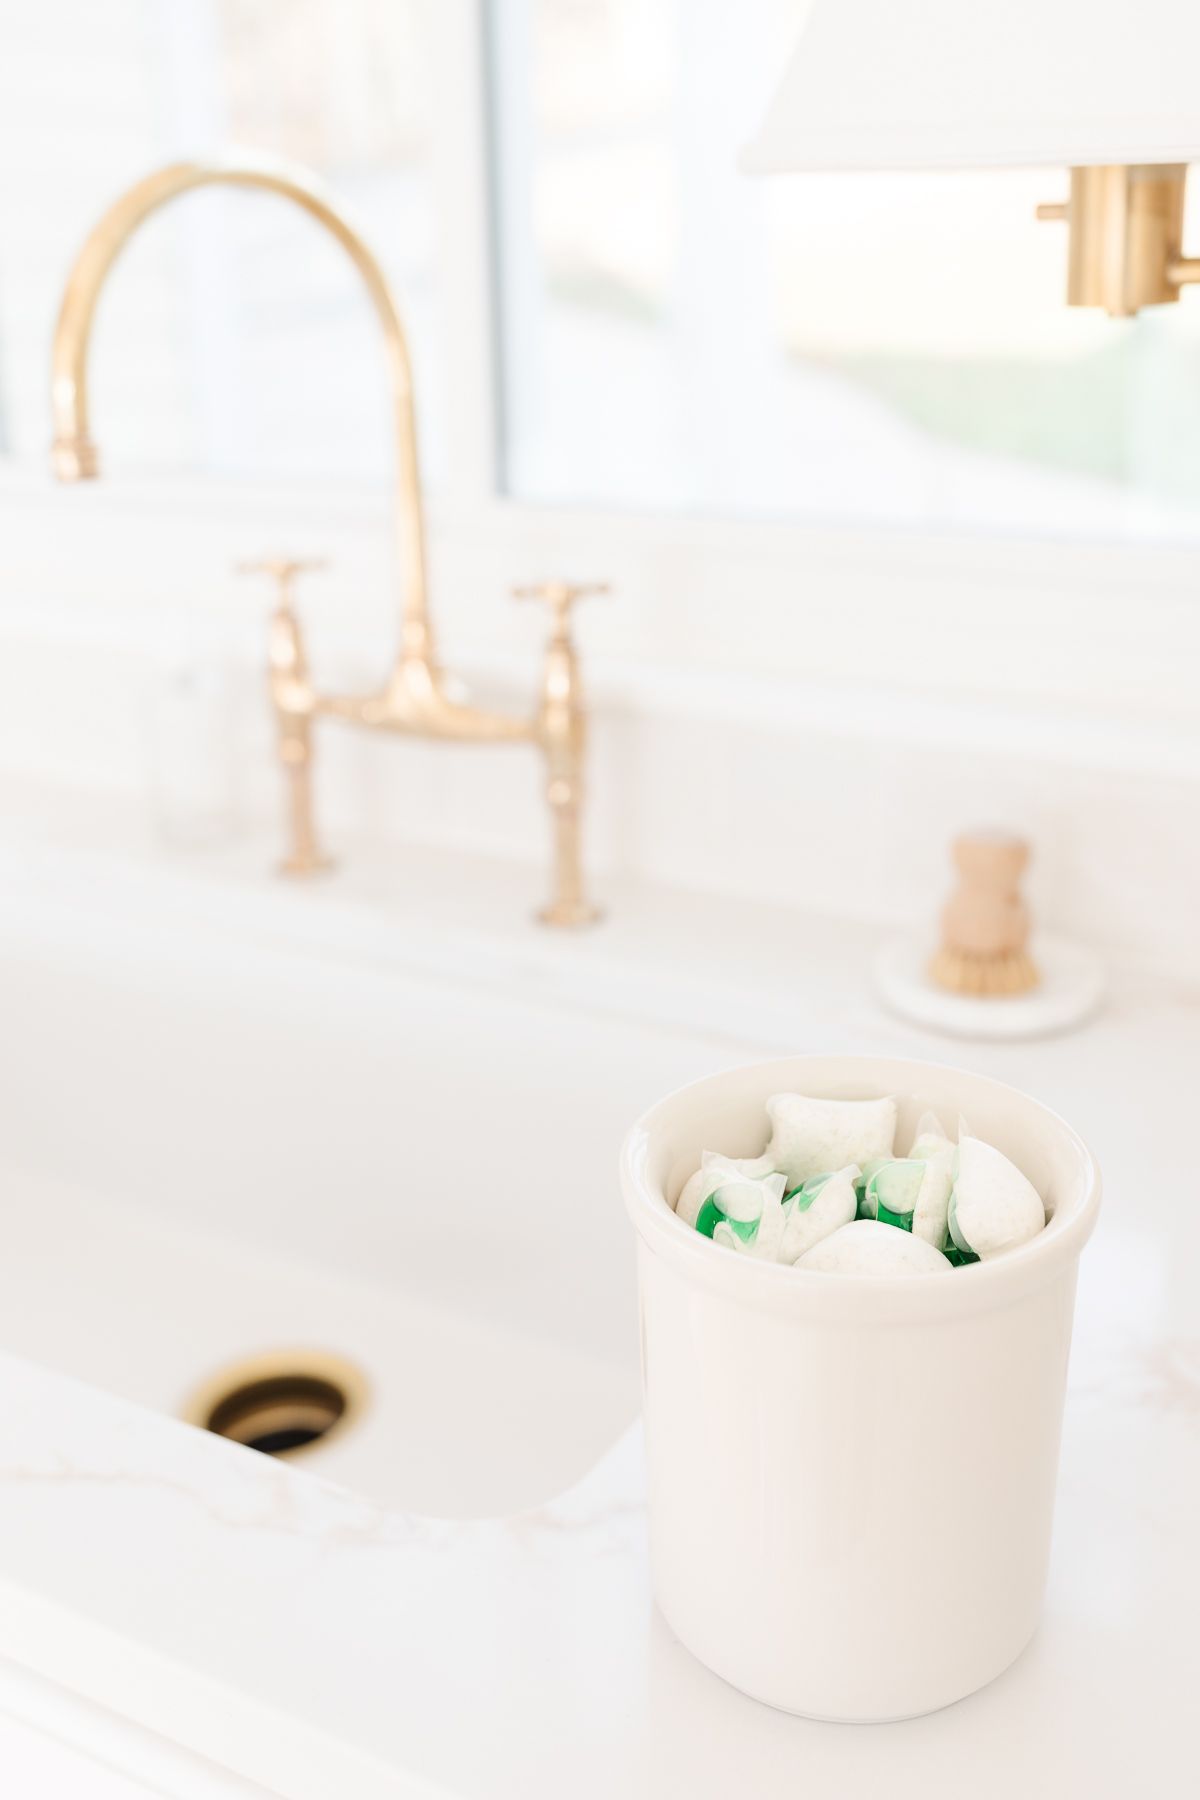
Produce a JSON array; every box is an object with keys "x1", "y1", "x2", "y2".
[
  {"x1": 512, "y1": 580, "x2": 608, "y2": 630},
  {"x1": 236, "y1": 557, "x2": 328, "y2": 608}
]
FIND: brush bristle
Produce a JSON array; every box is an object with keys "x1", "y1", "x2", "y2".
[{"x1": 928, "y1": 947, "x2": 1040, "y2": 998}]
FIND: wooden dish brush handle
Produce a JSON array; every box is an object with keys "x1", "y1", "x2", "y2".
[{"x1": 929, "y1": 831, "x2": 1040, "y2": 998}]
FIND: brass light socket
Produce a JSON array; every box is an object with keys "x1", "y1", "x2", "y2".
[{"x1": 1049, "y1": 164, "x2": 1189, "y2": 318}]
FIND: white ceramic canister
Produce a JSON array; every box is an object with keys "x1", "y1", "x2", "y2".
[{"x1": 621, "y1": 1054, "x2": 1101, "y2": 1722}]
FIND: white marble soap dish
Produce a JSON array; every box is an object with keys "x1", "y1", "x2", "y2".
[{"x1": 875, "y1": 934, "x2": 1105, "y2": 1041}]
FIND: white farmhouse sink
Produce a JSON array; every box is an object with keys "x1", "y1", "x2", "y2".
[{"x1": 0, "y1": 868, "x2": 754, "y2": 1518}]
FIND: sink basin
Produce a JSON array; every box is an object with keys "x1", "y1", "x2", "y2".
[{"x1": 0, "y1": 875, "x2": 750, "y2": 1518}]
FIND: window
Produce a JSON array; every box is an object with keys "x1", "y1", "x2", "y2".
[
  {"x1": 4, "y1": 0, "x2": 1200, "y2": 551},
  {"x1": 490, "y1": 0, "x2": 1200, "y2": 542},
  {"x1": 0, "y1": 0, "x2": 442, "y2": 485}
]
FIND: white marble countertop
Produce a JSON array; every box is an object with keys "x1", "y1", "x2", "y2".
[
  {"x1": 0, "y1": 1260, "x2": 1195, "y2": 1800},
  {"x1": 0, "y1": 787, "x2": 1197, "y2": 1796}
]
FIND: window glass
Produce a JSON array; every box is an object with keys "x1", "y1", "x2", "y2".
[
  {"x1": 0, "y1": 0, "x2": 441, "y2": 485},
  {"x1": 491, "y1": 0, "x2": 1200, "y2": 540}
]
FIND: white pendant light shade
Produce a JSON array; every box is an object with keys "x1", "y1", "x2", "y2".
[{"x1": 742, "y1": 0, "x2": 1200, "y2": 174}]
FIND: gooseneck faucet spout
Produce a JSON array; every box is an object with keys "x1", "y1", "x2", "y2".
[
  {"x1": 50, "y1": 155, "x2": 603, "y2": 924},
  {"x1": 52, "y1": 155, "x2": 435, "y2": 668}
]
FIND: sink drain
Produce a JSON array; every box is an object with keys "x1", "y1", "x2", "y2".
[{"x1": 184, "y1": 1351, "x2": 367, "y2": 1461}]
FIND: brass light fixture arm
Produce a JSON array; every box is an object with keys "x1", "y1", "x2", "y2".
[{"x1": 51, "y1": 156, "x2": 603, "y2": 925}]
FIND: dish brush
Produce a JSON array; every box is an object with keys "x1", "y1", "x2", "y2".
[{"x1": 929, "y1": 830, "x2": 1039, "y2": 997}]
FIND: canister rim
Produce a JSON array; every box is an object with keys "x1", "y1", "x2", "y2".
[{"x1": 620, "y1": 1052, "x2": 1101, "y2": 1321}]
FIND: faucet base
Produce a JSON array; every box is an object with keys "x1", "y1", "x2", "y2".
[
  {"x1": 278, "y1": 852, "x2": 336, "y2": 879},
  {"x1": 536, "y1": 899, "x2": 604, "y2": 930},
  {"x1": 51, "y1": 434, "x2": 100, "y2": 481}
]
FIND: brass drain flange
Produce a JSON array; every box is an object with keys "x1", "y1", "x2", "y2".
[{"x1": 183, "y1": 1350, "x2": 368, "y2": 1460}]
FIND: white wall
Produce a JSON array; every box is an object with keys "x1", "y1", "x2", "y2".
[{"x1": 2, "y1": 467, "x2": 1198, "y2": 982}]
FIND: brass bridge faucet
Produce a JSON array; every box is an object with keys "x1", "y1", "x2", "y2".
[{"x1": 50, "y1": 155, "x2": 604, "y2": 927}]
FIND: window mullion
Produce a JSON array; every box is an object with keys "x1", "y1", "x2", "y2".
[{"x1": 425, "y1": 0, "x2": 501, "y2": 514}]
